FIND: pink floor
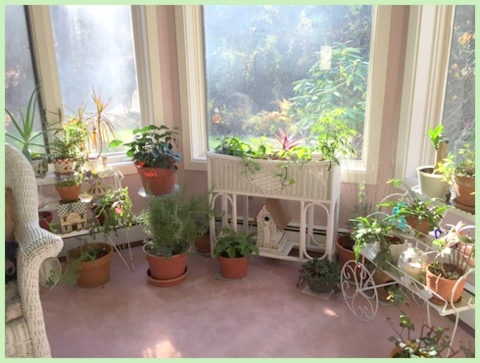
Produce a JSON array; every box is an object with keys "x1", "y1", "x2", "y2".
[{"x1": 40, "y1": 246, "x2": 474, "y2": 358}]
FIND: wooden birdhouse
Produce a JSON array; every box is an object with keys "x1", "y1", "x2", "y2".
[
  {"x1": 255, "y1": 198, "x2": 291, "y2": 254},
  {"x1": 57, "y1": 200, "x2": 88, "y2": 234}
]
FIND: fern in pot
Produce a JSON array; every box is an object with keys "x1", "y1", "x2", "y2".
[{"x1": 140, "y1": 186, "x2": 207, "y2": 285}]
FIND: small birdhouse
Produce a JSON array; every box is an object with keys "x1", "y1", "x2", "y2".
[
  {"x1": 57, "y1": 200, "x2": 88, "y2": 234},
  {"x1": 256, "y1": 198, "x2": 291, "y2": 253}
]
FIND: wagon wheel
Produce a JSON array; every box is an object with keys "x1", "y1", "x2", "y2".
[{"x1": 340, "y1": 260, "x2": 379, "y2": 321}]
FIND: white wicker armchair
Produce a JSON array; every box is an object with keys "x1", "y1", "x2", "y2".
[{"x1": 5, "y1": 144, "x2": 64, "y2": 357}]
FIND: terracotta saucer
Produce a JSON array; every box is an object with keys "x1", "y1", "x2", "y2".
[
  {"x1": 452, "y1": 198, "x2": 475, "y2": 214},
  {"x1": 146, "y1": 267, "x2": 188, "y2": 287}
]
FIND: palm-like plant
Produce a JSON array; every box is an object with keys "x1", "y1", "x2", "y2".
[{"x1": 5, "y1": 84, "x2": 46, "y2": 161}]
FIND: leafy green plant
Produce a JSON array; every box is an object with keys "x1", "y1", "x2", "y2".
[
  {"x1": 5, "y1": 84, "x2": 47, "y2": 161},
  {"x1": 141, "y1": 187, "x2": 210, "y2": 258},
  {"x1": 350, "y1": 213, "x2": 401, "y2": 269},
  {"x1": 213, "y1": 227, "x2": 259, "y2": 258},
  {"x1": 378, "y1": 179, "x2": 449, "y2": 233},
  {"x1": 387, "y1": 312, "x2": 457, "y2": 358},
  {"x1": 90, "y1": 187, "x2": 135, "y2": 239},
  {"x1": 290, "y1": 43, "x2": 368, "y2": 139},
  {"x1": 297, "y1": 258, "x2": 341, "y2": 293},
  {"x1": 49, "y1": 115, "x2": 89, "y2": 165},
  {"x1": 428, "y1": 125, "x2": 447, "y2": 151},
  {"x1": 437, "y1": 145, "x2": 475, "y2": 183},
  {"x1": 124, "y1": 124, "x2": 181, "y2": 169}
]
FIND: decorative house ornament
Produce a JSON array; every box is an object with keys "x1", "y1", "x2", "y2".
[
  {"x1": 57, "y1": 200, "x2": 88, "y2": 233},
  {"x1": 255, "y1": 198, "x2": 292, "y2": 253}
]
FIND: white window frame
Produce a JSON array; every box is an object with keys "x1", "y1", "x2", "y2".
[
  {"x1": 26, "y1": 5, "x2": 163, "y2": 174},
  {"x1": 395, "y1": 5, "x2": 456, "y2": 184},
  {"x1": 175, "y1": 5, "x2": 392, "y2": 184}
]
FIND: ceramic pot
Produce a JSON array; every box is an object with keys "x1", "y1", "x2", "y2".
[
  {"x1": 194, "y1": 234, "x2": 211, "y2": 255},
  {"x1": 218, "y1": 256, "x2": 249, "y2": 279},
  {"x1": 136, "y1": 165, "x2": 176, "y2": 196},
  {"x1": 417, "y1": 166, "x2": 449, "y2": 200},
  {"x1": 53, "y1": 158, "x2": 77, "y2": 174},
  {"x1": 31, "y1": 157, "x2": 48, "y2": 178}
]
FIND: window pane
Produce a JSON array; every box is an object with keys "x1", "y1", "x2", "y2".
[
  {"x1": 50, "y1": 5, "x2": 140, "y2": 153},
  {"x1": 442, "y1": 5, "x2": 475, "y2": 152},
  {"x1": 5, "y1": 6, "x2": 46, "y2": 155},
  {"x1": 203, "y1": 5, "x2": 372, "y2": 158}
]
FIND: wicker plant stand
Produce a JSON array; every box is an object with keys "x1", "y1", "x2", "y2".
[{"x1": 207, "y1": 152, "x2": 341, "y2": 262}]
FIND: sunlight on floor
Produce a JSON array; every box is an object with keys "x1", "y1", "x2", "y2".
[
  {"x1": 142, "y1": 340, "x2": 182, "y2": 358},
  {"x1": 323, "y1": 308, "x2": 339, "y2": 317}
]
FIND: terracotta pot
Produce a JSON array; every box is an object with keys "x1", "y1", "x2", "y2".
[
  {"x1": 55, "y1": 184, "x2": 82, "y2": 202},
  {"x1": 53, "y1": 158, "x2": 77, "y2": 174},
  {"x1": 219, "y1": 256, "x2": 250, "y2": 279},
  {"x1": 194, "y1": 234, "x2": 211, "y2": 255},
  {"x1": 144, "y1": 245, "x2": 188, "y2": 281},
  {"x1": 425, "y1": 264, "x2": 466, "y2": 304},
  {"x1": 454, "y1": 175, "x2": 475, "y2": 209},
  {"x1": 67, "y1": 243, "x2": 113, "y2": 288},
  {"x1": 39, "y1": 211, "x2": 53, "y2": 230},
  {"x1": 136, "y1": 165, "x2": 176, "y2": 196},
  {"x1": 405, "y1": 216, "x2": 430, "y2": 235},
  {"x1": 336, "y1": 234, "x2": 355, "y2": 268}
]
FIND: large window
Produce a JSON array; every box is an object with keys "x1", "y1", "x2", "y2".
[
  {"x1": 441, "y1": 5, "x2": 475, "y2": 152},
  {"x1": 176, "y1": 5, "x2": 391, "y2": 180},
  {"x1": 203, "y1": 5, "x2": 372, "y2": 160},
  {"x1": 49, "y1": 5, "x2": 140, "y2": 148},
  {"x1": 5, "y1": 6, "x2": 46, "y2": 155},
  {"x1": 4, "y1": 5, "x2": 160, "y2": 163},
  {"x1": 395, "y1": 5, "x2": 475, "y2": 182}
]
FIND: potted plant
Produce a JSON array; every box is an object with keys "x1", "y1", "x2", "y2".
[
  {"x1": 213, "y1": 227, "x2": 259, "y2": 279},
  {"x1": 387, "y1": 312, "x2": 457, "y2": 358},
  {"x1": 90, "y1": 186, "x2": 135, "y2": 236},
  {"x1": 297, "y1": 258, "x2": 341, "y2": 294},
  {"x1": 378, "y1": 179, "x2": 449, "y2": 235},
  {"x1": 124, "y1": 124, "x2": 181, "y2": 196},
  {"x1": 426, "y1": 221, "x2": 475, "y2": 304},
  {"x1": 54, "y1": 171, "x2": 84, "y2": 202},
  {"x1": 140, "y1": 186, "x2": 205, "y2": 286},
  {"x1": 49, "y1": 116, "x2": 89, "y2": 174},
  {"x1": 65, "y1": 242, "x2": 113, "y2": 288},
  {"x1": 5, "y1": 84, "x2": 49, "y2": 177},
  {"x1": 417, "y1": 125, "x2": 450, "y2": 199},
  {"x1": 438, "y1": 145, "x2": 475, "y2": 213}
]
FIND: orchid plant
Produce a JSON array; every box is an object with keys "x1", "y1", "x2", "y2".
[{"x1": 430, "y1": 222, "x2": 475, "y2": 280}]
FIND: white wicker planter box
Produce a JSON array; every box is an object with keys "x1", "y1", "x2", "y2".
[{"x1": 207, "y1": 152, "x2": 340, "y2": 200}]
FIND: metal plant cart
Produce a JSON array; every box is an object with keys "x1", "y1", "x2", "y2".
[{"x1": 340, "y1": 231, "x2": 475, "y2": 354}]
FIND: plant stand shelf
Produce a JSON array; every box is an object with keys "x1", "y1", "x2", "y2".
[
  {"x1": 340, "y1": 234, "x2": 475, "y2": 356},
  {"x1": 207, "y1": 152, "x2": 342, "y2": 262}
]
